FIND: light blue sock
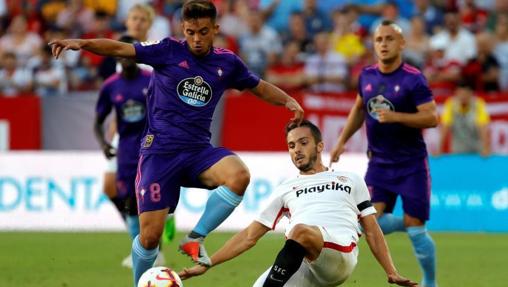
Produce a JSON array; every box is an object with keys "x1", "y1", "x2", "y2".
[
  {"x1": 126, "y1": 215, "x2": 140, "y2": 240},
  {"x1": 132, "y1": 235, "x2": 158, "y2": 287},
  {"x1": 407, "y1": 226, "x2": 437, "y2": 287},
  {"x1": 378, "y1": 213, "x2": 405, "y2": 235},
  {"x1": 192, "y1": 186, "x2": 242, "y2": 237}
]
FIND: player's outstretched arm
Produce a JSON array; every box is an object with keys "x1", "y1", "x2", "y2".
[
  {"x1": 250, "y1": 79, "x2": 304, "y2": 125},
  {"x1": 179, "y1": 221, "x2": 270, "y2": 280},
  {"x1": 48, "y1": 38, "x2": 135, "y2": 60},
  {"x1": 360, "y1": 215, "x2": 418, "y2": 286},
  {"x1": 329, "y1": 94, "x2": 365, "y2": 166}
]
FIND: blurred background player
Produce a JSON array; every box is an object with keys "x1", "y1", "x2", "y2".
[
  {"x1": 329, "y1": 20, "x2": 439, "y2": 287},
  {"x1": 438, "y1": 80, "x2": 491, "y2": 156},
  {"x1": 180, "y1": 120, "x2": 417, "y2": 287},
  {"x1": 94, "y1": 34, "x2": 165, "y2": 269},
  {"x1": 49, "y1": 1, "x2": 303, "y2": 286}
]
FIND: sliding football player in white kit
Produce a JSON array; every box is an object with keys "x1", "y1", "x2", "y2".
[{"x1": 179, "y1": 120, "x2": 417, "y2": 287}]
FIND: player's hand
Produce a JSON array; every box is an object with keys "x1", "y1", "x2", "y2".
[
  {"x1": 48, "y1": 39, "x2": 84, "y2": 59},
  {"x1": 329, "y1": 141, "x2": 346, "y2": 167},
  {"x1": 387, "y1": 273, "x2": 419, "y2": 286},
  {"x1": 178, "y1": 265, "x2": 209, "y2": 280},
  {"x1": 285, "y1": 98, "x2": 304, "y2": 125},
  {"x1": 101, "y1": 143, "x2": 116, "y2": 160},
  {"x1": 376, "y1": 109, "x2": 398, "y2": 123}
]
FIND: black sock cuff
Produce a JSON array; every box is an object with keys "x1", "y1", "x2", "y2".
[{"x1": 284, "y1": 239, "x2": 307, "y2": 257}]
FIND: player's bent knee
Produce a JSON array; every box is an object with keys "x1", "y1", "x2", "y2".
[
  {"x1": 139, "y1": 227, "x2": 163, "y2": 249},
  {"x1": 288, "y1": 224, "x2": 316, "y2": 246}
]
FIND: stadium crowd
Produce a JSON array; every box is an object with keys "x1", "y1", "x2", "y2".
[
  {"x1": 0, "y1": 0, "x2": 503, "y2": 156},
  {"x1": 0, "y1": 0, "x2": 507, "y2": 98}
]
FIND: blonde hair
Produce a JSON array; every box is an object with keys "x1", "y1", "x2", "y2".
[{"x1": 128, "y1": 4, "x2": 155, "y2": 24}]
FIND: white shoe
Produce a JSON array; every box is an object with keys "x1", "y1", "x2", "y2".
[
  {"x1": 121, "y1": 253, "x2": 133, "y2": 269},
  {"x1": 153, "y1": 252, "x2": 166, "y2": 267}
]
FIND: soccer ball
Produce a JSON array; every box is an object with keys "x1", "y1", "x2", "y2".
[{"x1": 137, "y1": 266, "x2": 183, "y2": 287}]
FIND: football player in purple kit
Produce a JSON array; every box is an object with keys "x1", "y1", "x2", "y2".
[
  {"x1": 329, "y1": 20, "x2": 439, "y2": 287},
  {"x1": 50, "y1": 1, "x2": 304, "y2": 286}
]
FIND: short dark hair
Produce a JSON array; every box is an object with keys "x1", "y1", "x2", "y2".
[
  {"x1": 285, "y1": 120, "x2": 322, "y2": 143},
  {"x1": 182, "y1": 0, "x2": 217, "y2": 22}
]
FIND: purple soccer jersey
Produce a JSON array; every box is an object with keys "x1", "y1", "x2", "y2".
[
  {"x1": 358, "y1": 63, "x2": 434, "y2": 165},
  {"x1": 96, "y1": 70, "x2": 151, "y2": 169},
  {"x1": 134, "y1": 38, "x2": 260, "y2": 154}
]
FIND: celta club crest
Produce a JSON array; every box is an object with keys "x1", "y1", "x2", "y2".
[{"x1": 367, "y1": 95, "x2": 395, "y2": 120}]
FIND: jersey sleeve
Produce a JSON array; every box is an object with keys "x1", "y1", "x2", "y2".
[
  {"x1": 134, "y1": 37, "x2": 175, "y2": 67},
  {"x1": 350, "y1": 173, "x2": 377, "y2": 218},
  {"x1": 96, "y1": 82, "x2": 113, "y2": 119},
  {"x1": 412, "y1": 74, "x2": 434, "y2": 106},
  {"x1": 256, "y1": 186, "x2": 287, "y2": 229},
  {"x1": 230, "y1": 55, "x2": 260, "y2": 90}
]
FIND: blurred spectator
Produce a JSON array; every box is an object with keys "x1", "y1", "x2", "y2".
[
  {"x1": 301, "y1": 0, "x2": 332, "y2": 36},
  {"x1": 258, "y1": 0, "x2": 302, "y2": 33},
  {"x1": 459, "y1": 0, "x2": 488, "y2": 33},
  {"x1": 430, "y1": 9, "x2": 477, "y2": 65},
  {"x1": 0, "y1": 15, "x2": 42, "y2": 67},
  {"x1": 7, "y1": 0, "x2": 42, "y2": 33},
  {"x1": 493, "y1": 13, "x2": 508, "y2": 91},
  {"x1": 239, "y1": 10, "x2": 282, "y2": 77},
  {"x1": 412, "y1": 0, "x2": 444, "y2": 34},
  {"x1": 462, "y1": 32, "x2": 500, "y2": 92},
  {"x1": 423, "y1": 38, "x2": 462, "y2": 96},
  {"x1": 31, "y1": 45, "x2": 67, "y2": 97},
  {"x1": 116, "y1": 0, "x2": 151, "y2": 25},
  {"x1": 40, "y1": 0, "x2": 68, "y2": 26},
  {"x1": 403, "y1": 16, "x2": 430, "y2": 68},
  {"x1": 218, "y1": 0, "x2": 249, "y2": 38},
  {"x1": 282, "y1": 12, "x2": 313, "y2": 58},
  {"x1": 56, "y1": 0, "x2": 95, "y2": 36},
  {"x1": 265, "y1": 41, "x2": 306, "y2": 93},
  {"x1": 304, "y1": 32, "x2": 347, "y2": 93},
  {"x1": 124, "y1": 3, "x2": 155, "y2": 42},
  {"x1": 438, "y1": 81, "x2": 491, "y2": 156},
  {"x1": 0, "y1": 52, "x2": 32, "y2": 97},
  {"x1": 370, "y1": 2, "x2": 411, "y2": 36},
  {"x1": 83, "y1": 0, "x2": 117, "y2": 16},
  {"x1": 329, "y1": 7, "x2": 366, "y2": 64}
]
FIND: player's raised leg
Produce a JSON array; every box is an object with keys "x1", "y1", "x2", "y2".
[
  {"x1": 179, "y1": 154, "x2": 250, "y2": 266},
  {"x1": 262, "y1": 224, "x2": 323, "y2": 287}
]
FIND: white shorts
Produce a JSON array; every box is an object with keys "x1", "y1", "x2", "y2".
[
  {"x1": 105, "y1": 134, "x2": 119, "y2": 173},
  {"x1": 253, "y1": 226, "x2": 358, "y2": 287}
]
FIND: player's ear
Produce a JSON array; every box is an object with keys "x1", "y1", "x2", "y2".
[
  {"x1": 214, "y1": 23, "x2": 220, "y2": 35},
  {"x1": 317, "y1": 141, "x2": 324, "y2": 153}
]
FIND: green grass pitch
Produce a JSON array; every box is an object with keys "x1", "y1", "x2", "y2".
[{"x1": 0, "y1": 232, "x2": 506, "y2": 286}]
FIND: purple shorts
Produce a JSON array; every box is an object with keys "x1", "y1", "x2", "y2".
[
  {"x1": 365, "y1": 159, "x2": 431, "y2": 221},
  {"x1": 135, "y1": 146, "x2": 235, "y2": 214},
  {"x1": 116, "y1": 163, "x2": 138, "y2": 197}
]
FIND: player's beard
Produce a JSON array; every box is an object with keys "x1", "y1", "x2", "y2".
[{"x1": 296, "y1": 148, "x2": 318, "y2": 172}]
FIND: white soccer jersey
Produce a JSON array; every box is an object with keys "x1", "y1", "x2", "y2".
[{"x1": 257, "y1": 170, "x2": 377, "y2": 245}]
